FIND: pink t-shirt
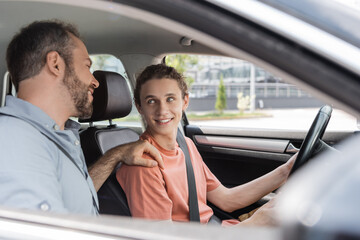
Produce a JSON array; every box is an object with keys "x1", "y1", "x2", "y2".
[{"x1": 116, "y1": 132, "x2": 221, "y2": 223}]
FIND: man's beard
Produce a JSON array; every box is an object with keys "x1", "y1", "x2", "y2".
[{"x1": 63, "y1": 66, "x2": 93, "y2": 118}]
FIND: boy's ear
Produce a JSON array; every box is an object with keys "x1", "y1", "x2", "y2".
[
  {"x1": 46, "y1": 51, "x2": 64, "y2": 77},
  {"x1": 135, "y1": 103, "x2": 143, "y2": 114},
  {"x1": 182, "y1": 94, "x2": 189, "y2": 111}
]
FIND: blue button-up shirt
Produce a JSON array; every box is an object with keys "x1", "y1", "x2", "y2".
[{"x1": 0, "y1": 96, "x2": 98, "y2": 215}]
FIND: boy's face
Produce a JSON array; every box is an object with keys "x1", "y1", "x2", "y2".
[{"x1": 137, "y1": 78, "x2": 189, "y2": 138}]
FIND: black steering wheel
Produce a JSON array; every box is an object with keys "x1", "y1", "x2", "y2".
[{"x1": 290, "y1": 105, "x2": 333, "y2": 174}]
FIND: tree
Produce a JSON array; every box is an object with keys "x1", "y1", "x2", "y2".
[
  {"x1": 165, "y1": 54, "x2": 199, "y2": 88},
  {"x1": 90, "y1": 55, "x2": 112, "y2": 71},
  {"x1": 215, "y1": 75, "x2": 227, "y2": 114}
]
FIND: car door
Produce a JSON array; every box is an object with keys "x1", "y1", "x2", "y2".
[
  {"x1": 185, "y1": 119, "x2": 354, "y2": 188},
  {"x1": 183, "y1": 103, "x2": 355, "y2": 219},
  {"x1": 173, "y1": 54, "x2": 358, "y2": 219}
]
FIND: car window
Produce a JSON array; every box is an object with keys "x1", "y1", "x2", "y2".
[
  {"x1": 89, "y1": 54, "x2": 141, "y2": 128},
  {"x1": 166, "y1": 54, "x2": 358, "y2": 131}
]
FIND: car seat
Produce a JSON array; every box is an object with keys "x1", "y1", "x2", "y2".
[{"x1": 79, "y1": 70, "x2": 138, "y2": 216}]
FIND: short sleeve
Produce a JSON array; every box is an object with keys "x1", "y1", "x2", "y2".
[
  {"x1": 116, "y1": 162, "x2": 173, "y2": 220},
  {"x1": 202, "y1": 160, "x2": 221, "y2": 192}
]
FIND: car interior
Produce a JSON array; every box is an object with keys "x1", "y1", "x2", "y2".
[
  {"x1": 0, "y1": 0, "x2": 359, "y2": 230},
  {"x1": 79, "y1": 70, "x2": 137, "y2": 216}
]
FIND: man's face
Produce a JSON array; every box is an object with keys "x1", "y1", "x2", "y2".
[
  {"x1": 62, "y1": 65, "x2": 94, "y2": 118},
  {"x1": 63, "y1": 35, "x2": 99, "y2": 118}
]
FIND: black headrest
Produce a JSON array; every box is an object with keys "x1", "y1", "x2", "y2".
[{"x1": 79, "y1": 70, "x2": 132, "y2": 122}]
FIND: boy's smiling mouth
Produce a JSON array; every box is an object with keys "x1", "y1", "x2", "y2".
[{"x1": 155, "y1": 118, "x2": 173, "y2": 124}]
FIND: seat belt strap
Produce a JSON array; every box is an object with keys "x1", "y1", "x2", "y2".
[
  {"x1": 42, "y1": 134, "x2": 100, "y2": 215},
  {"x1": 176, "y1": 128, "x2": 200, "y2": 222},
  {"x1": 0, "y1": 112, "x2": 100, "y2": 215}
]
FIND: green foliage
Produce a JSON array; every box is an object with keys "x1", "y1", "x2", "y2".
[
  {"x1": 215, "y1": 75, "x2": 227, "y2": 113},
  {"x1": 89, "y1": 54, "x2": 128, "y2": 81},
  {"x1": 90, "y1": 55, "x2": 112, "y2": 71},
  {"x1": 165, "y1": 54, "x2": 199, "y2": 87}
]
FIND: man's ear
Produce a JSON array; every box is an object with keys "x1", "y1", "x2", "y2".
[{"x1": 46, "y1": 51, "x2": 65, "y2": 77}]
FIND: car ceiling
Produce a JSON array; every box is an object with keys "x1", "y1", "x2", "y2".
[{"x1": 0, "y1": 0, "x2": 219, "y2": 78}]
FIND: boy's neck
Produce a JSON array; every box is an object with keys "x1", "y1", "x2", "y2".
[{"x1": 147, "y1": 129, "x2": 177, "y2": 150}]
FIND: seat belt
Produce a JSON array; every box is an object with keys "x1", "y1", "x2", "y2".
[
  {"x1": 0, "y1": 112, "x2": 100, "y2": 215},
  {"x1": 176, "y1": 128, "x2": 200, "y2": 222},
  {"x1": 42, "y1": 134, "x2": 100, "y2": 215}
]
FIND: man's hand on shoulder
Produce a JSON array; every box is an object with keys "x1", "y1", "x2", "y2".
[
  {"x1": 89, "y1": 140, "x2": 163, "y2": 191},
  {"x1": 111, "y1": 140, "x2": 164, "y2": 169}
]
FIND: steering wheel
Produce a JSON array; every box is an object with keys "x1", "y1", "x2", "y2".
[{"x1": 290, "y1": 105, "x2": 333, "y2": 174}]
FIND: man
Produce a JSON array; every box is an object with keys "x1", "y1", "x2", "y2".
[{"x1": 0, "y1": 20, "x2": 163, "y2": 215}]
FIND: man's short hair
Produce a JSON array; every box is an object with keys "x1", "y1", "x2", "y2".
[{"x1": 6, "y1": 20, "x2": 80, "y2": 90}]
